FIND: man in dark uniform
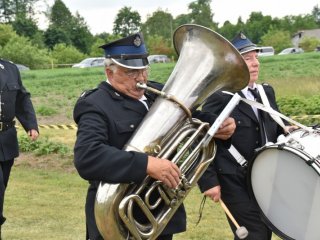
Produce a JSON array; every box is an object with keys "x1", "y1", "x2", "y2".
[
  {"x1": 73, "y1": 33, "x2": 236, "y2": 240},
  {"x1": 198, "y1": 32, "x2": 295, "y2": 239},
  {"x1": 0, "y1": 59, "x2": 39, "y2": 237}
]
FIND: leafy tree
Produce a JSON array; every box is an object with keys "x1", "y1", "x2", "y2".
[
  {"x1": 0, "y1": 23, "x2": 18, "y2": 47},
  {"x1": 113, "y1": 6, "x2": 141, "y2": 37},
  {"x1": 291, "y1": 14, "x2": 318, "y2": 30},
  {"x1": 260, "y1": 28, "x2": 292, "y2": 53},
  {"x1": 51, "y1": 43, "x2": 85, "y2": 64},
  {"x1": 44, "y1": 27, "x2": 71, "y2": 49},
  {"x1": 188, "y1": 0, "x2": 217, "y2": 29},
  {"x1": 145, "y1": 35, "x2": 174, "y2": 57},
  {"x1": 174, "y1": 14, "x2": 192, "y2": 30},
  {"x1": 277, "y1": 14, "x2": 318, "y2": 36},
  {"x1": 90, "y1": 38, "x2": 105, "y2": 57},
  {"x1": 218, "y1": 21, "x2": 240, "y2": 41},
  {"x1": 312, "y1": 4, "x2": 320, "y2": 24},
  {"x1": 143, "y1": 9, "x2": 173, "y2": 42},
  {"x1": 0, "y1": 0, "x2": 14, "y2": 22},
  {"x1": 0, "y1": 0, "x2": 40, "y2": 23},
  {"x1": 12, "y1": 14, "x2": 38, "y2": 39},
  {"x1": 49, "y1": 0, "x2": 73, "y2": 30},
  {"x1": 69, "y1": 12, "x2": 93, "y2": 54},
  {"x1": 243, "y1": 12, "x2": 274, "y2": 44},
  {"x1": 45, "y1": 0, "x2": 92, "y2": 54},
  {"x1": 1, "y1": 35, "x2": 51, "y2": 69},
  {"x1": 44, "y1": 0, "x2": 72, "y2": 49}
]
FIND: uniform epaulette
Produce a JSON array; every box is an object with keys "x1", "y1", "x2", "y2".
[
  {"x1": 79, "y1": 88, "x2": 98, "y2": 98},
  {"x1": 0, "y1": 58, "x2": 14, "y2": 65}
]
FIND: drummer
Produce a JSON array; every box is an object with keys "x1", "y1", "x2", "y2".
[{"x1": 198, "y1": 32, "x2": 295, "y2": 239}]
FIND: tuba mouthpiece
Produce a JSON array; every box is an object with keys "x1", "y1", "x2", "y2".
[{"x1": 136, "y1": 82, "x2": 147, "y2": 90}]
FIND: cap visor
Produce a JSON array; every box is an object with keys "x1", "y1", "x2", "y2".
[
  {"x1": 111, "y1": 58, "x2": 149, "y2": 69},
  {"x1": 240, "y1": 46, "x2": 261, "y2": 54}
]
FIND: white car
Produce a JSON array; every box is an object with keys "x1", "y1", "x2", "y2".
[
  {"x1": 148, "y1": 55, "x2": 170, "y2": 64},
  {"x1": 72, "y1": 57, "x2": 105, "y2": 68},
  {"x1": 258, "y1": 46, "x2": 275, "y2": 57},
  {"x1": 278, "y1": 48, "x2": 304, "y2": 55}
]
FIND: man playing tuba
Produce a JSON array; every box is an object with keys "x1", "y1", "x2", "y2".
[{"x1": 73, "y1": 32, "x2": 235, "y2": 240}]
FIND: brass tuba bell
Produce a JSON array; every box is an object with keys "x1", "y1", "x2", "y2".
[{"x1": 94, "y1": 24, "x2": 249, "y2": 240}]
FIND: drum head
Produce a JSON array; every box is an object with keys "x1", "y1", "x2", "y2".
[{"x1": 248, "y1": 146, "x2": 320, "y2": 240}]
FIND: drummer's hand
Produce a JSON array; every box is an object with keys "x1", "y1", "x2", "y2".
[
  {"x1": 146, "y1": 156, "x2": 181, "y2": 189},
  {"x1": 204, "y1": 185, "x2": 221, "y2": 202},
  {"x1": 284, "y1": 125, "x2": 299, "y2": 133},
  {"x1": 214, "y1": 117, "x2": 236, "y2": 140}
]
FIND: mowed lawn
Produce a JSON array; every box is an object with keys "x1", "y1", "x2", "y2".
[{"x1": 2, "y1": 52, "x2": 320, "y2": 239}]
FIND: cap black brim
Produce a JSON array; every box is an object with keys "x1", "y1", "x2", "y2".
[
  {"x1": 240, "y1": 46, "x2": 261, "y2": 54},
  {"x1": 111, "y1": 58, "x2": 149, "y2": 69}
]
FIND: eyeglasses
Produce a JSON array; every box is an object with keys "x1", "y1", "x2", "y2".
[{"x1": 123, "y1": 68, "x2": 149, "y2": 79}]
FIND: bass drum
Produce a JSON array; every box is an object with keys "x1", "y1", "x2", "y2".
[{"x1": 248, "y1": 128, "x2": 320, "y2": 240}]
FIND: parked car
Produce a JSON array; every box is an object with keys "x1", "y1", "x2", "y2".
[
  {"x1": 15, "y1": 64, "x2": 30, "y2": 71},
  {"x1": 278, "y1": 47, "x2": 304, "y2": 55},
  {"x1": 72, "y1": 57, "x2": 104, "y2": 68},
  {"x1": 148, "y1": 55, "x2": 170, "y2": 63},
  {"x1": 258, "y1": 46, "x2": 275, "y2": 57},
  {"x1": 315, "y1": 46, "x2": 320, "y2": 52}
]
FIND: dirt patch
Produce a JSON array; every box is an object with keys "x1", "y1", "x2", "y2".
[{"x1": 15, "y1": 152, "x2": 76, "y2": 173}]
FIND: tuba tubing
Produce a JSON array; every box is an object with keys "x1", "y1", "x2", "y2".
[{"x1": 94, "y1": 24, "x2": 249, "y2": 240}]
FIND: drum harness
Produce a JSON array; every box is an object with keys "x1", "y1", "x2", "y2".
[{"x1": 223, "y1": 84, "x2": 311, "y2": 168}]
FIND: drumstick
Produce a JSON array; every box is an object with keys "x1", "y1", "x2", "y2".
[{"x1": 219, "y1": 199, "x2": 249, "y2": 239}]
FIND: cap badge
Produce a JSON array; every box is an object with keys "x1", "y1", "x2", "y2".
[
  {"x1": 240, "y1": 32, "x2": 247, "y2": 39},
  {"x1": 133, "y1": 35, "x2": 141, "y2": 47}
]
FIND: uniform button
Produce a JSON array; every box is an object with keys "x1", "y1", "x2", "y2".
[
  {"x1": 115, "y1": 92, "x2": 120, "y2": 96},
  {"x1": 256, "y1": 141, "x2": 259, "y2": 144},
  {"x1": 256, "y1": 127, "x2": 259, "y2": 131},
  {"x1": 237, "y1": 120, "x2": 241, "y2": 124},
  {"x1": 130, "y1": 124, "x2": 134, "y2": 129}
]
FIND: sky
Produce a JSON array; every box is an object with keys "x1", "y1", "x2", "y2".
[{"x1": 37, "y1": 0, "x2": 320, "y2": 34}]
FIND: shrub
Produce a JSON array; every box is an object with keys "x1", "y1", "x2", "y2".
[
  {"x1": 51, "y1": 43, "x2": 86, "y2": 65},
  {"x1": 18, "y1": 135, "x2": 70, "y2": 156},
  {"x1": 1, "y1": 35, "x2": 52, "y2": 69},
  {"x1": 299, "y1": 36, "x2": 320, "y2": 52}
]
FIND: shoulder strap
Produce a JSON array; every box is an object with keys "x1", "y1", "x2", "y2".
[
  {"x1": 256, "y1": 84, "x2": 286, "y2": 130},
  {"x1": 228, "y1": 145, "x2": 247, "y2": 167}
]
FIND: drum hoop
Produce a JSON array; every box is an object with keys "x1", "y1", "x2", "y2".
[{"x1": 247, "y1": 144, "x2": 319, "y2": 239}]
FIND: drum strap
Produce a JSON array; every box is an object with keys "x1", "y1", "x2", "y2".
[
  {"x1": 228, "y1": 144, "x2": 247, "y2": 167},
  {"x1": 256, "y1": 84, "x2": 286, "y2": 130}
]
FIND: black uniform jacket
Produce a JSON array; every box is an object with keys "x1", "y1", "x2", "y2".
[
  {"x1": 0, "y1": 59, "x2": 38, "y2": 162},
  {"x1": 198, "y1": 84, "x2": 285, "y2": 203},
  {"x1": 74, "y1": 81, "x2": 190, "y2": 236}
]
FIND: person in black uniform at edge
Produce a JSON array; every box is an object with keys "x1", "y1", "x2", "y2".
[
  {"x1": 0, "y1": 59, "x2": 39, "y2": 239},
  {"x1": 197, "y1": 32, "x2": 297, "y2": 240},
  {"x1": 73, "y1": 32, "x2": 236, "y2": 240}
]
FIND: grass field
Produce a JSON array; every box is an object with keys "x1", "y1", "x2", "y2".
[{"x1": 2, "y1": 52, "x2": 320, "y2": 239}]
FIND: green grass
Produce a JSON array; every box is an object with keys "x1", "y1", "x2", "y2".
[
  {"x1": 4, "y1": 167, "x2": 86, "y2": 240},
  {"x1": 4, "y1": 52, "x2": 319, "y2": 239},
  {"x1": 4, "y1": 165, "x2": 282, "y2": 239}
]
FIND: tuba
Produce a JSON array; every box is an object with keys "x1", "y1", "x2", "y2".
[{"x1": 94, "y1": 24, "x2": 249, "y2": 240}]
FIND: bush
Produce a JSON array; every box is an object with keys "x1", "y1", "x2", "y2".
[
  {"x1": 277, "y1": 95, "x2": 320, "y2": 116},
  {"x1": 1, "y1": 35, "x2": 52, "y2": 69},
  {"x1": 0, "y1": 24, "x2": 18, "y2": 47},
  {"x1": 299, "y1": 36, "x2": 320, "y2": 52},
  {"x1": 18, "y1": 135, "x2": 70, "y2": 156},
  {"x1": 51, "y1": 43, "x2": 86, "y2": 65}
]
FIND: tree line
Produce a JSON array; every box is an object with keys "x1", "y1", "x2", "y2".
[{"x1": 0, "y1": 0, "x2": 319, "y2": 69}]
